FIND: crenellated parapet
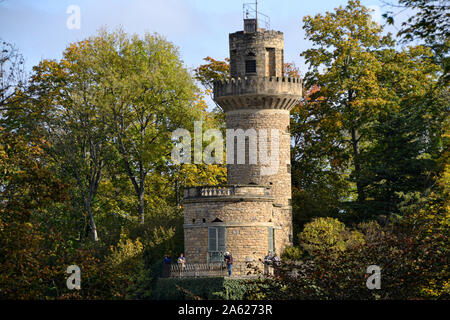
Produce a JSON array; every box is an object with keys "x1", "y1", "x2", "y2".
[{"x1": 213, "y1": 76, "x2": 303, "y2": 112}]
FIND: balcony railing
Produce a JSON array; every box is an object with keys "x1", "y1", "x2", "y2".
[
  {"x1": 183, "y1": 185, "x2": 271, "y2": 200},
  {"x1": 200, "y1": 186, "x2": 235, "y2": 197},
  {"x1": 162, "y1": 262, "x2": 266, "y2": 278}
]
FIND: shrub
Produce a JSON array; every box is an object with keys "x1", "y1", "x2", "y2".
[
  {"x1": 298, "y1": 217, "x2": 364, "y2": 257},
  {"x1": 281, "y1": 246, "x2": 304, "y2": 261}
]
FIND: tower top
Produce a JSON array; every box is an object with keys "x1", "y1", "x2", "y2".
[{"x1": 243, "y1": 1, "x2": 270, "y2": 32}]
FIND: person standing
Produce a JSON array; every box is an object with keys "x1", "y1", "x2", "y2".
[
  {"x1": 264, "y1": 251, "x2": 273, "y2": 276},
  {"x1": 272, "y1": 253, "x2": 281, "y2": 277},
  {"x1": 163, "y1": 254, "x2": 172, "y2": 264},
  {"x1": 177, "y1": 253, "x2": 186, "y2": 276},
  {"x1": 224, "y1": 252, "x2": 233, "y2": 276},
  {"x1": 162, "y1": 254, "x2": 172, "y2": 278}
]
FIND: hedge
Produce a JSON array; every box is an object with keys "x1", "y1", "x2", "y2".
[{"x1": 152, "y1": 277, "x2": 272, "y2": 300}]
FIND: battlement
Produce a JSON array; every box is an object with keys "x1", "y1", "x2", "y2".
[
  {"x1": 213, "y1": 76, "x2": 303, "y2": 111},
  {"x1": 230, "y1": 30, "x2": 283, "y2": 40}
]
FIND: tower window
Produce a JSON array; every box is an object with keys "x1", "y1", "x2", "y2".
[
  {"x1": 266, "y1": 48, "x2": 276, "y2": 77},
  {"x1": 245, "y1": 60, "x2": 256, "y2": 73},
  {"x1": 268, "y1": 226, "x2": 275, "y2": 253},
  {"x1": 230, "y1": 49, "x2": 237, "y2": 76},
  {"x1": 208, "y1": 227, "x2": 226, "y2": 262}
]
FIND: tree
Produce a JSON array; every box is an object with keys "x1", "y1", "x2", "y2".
[
  {"x1": 298, "y1": 217, "x2": 364, "y2": 257},
  {"x1": 291, "y1": 83, "x2": 351, "y2": 232},
  {"x1": 22, "y1": 52, "x2": 113, "y2": 242},
  {"x1": 194, "y1": 56, "x2": 230, "y2": 93},
  {"x1": 30, "y1": 29, "x2": 202, "y2": 225},
  {"x1": 382, "y1": 0, "x2": 449, "y2": 83},
  {"x1": 382, "y1": 0, "x2": 449, "y2": 46},
  {"x1": 0, "y1": 40, "x2": 26, "y2": 112},
  {"x1": 300, "y1": 0, "x2": 444, "y2": 220},
  {"x1": 194, "y1": 56, "x2": 230, "y2": 123},
  {"x1": 95, "y1": 30, "x2": 200, "y2": 224},
  {"x1": 302, "y1": 0, "x2": 397, "y2": 205}
]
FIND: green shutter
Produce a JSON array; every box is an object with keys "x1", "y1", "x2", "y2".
[
  {"x1": 268, "y1": 227, "x2": 274, "y2": 253},
  {"x1": 218, "y1": 227, "x2": 226, "y2": 252},
  {"x1": 208, "y1": 227, "x2": 217, "y2": 252}
]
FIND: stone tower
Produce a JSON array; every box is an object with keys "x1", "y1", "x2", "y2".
[{"x1": 183, "y1": 14, "x2": 302, "y2": 274}]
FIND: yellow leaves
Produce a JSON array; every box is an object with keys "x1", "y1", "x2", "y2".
[
  {"x1": 179, "y1": 163, "x2": 227, "y2": 187},
  {"x1": 299, "y1": 217, "x2": 365, "y2": 257},
  {"x1": 108, "y1": 237, "x2": 144, "y2": 267}
]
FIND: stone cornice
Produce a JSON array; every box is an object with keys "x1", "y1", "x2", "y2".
[
  {"x1": 213, "y1": 76, "x2": 303, "y2": 112},
  {"x1": 183, "y1": 196, "x2": 274, "y2": 204},
  {"x1": 184, "y1": 222, "x2": 282, "y2": 229}
]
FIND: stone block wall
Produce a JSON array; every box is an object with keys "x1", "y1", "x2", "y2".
[
  {"x1": 183, "y1": 191, "x2": 281, "y2": 274},
  {"x1": 229, "y1": 30, "x2": 284, "y2": 79}
]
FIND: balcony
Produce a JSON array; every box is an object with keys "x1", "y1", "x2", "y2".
[
  {"x1": 183, "y1": 185, "x2": 271, "y2": 200},
  {"x1": 163, "y1": 262, "x2": 266, "y2": 278}
]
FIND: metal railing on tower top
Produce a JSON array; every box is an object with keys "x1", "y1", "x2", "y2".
[{"x1": 243, "y1": 2, "x2": 271, "y2": 30}]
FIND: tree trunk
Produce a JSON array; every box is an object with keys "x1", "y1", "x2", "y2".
[
  {"x1": 351, "y1": 126, "x2": 365, "y2": 202},
  {"x1": 86, "y1": 198, "x2": 98, "y2": 242},
  {"x1": 118, "y1": 136, "x2": 146, "y2": 224},
  {"x1": 175, "y1": 178, "x2": 179, "y2": 207},
  {"x1": 138, "y1": 187, "x2": 145, "y2": 224}
]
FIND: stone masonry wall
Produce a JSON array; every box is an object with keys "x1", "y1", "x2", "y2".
[
  {"x1": 229, "y1": 30, "x2": 284, "y2": 79},
  {"x1": 226, "y1": 109, "x2": 293, "y2": 251},
  {"x1": 184, "y1": 198, "x2": 279, "y2": 273}
]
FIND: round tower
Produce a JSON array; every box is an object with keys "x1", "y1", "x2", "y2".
[
  {"x1": 213, "y1": 20, "x2": 302, "y2": 252},
  {"x1": 182, "y1": 15, "x2": 302, "y2": 276}
]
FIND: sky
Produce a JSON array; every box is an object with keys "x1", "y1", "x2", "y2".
[{"x1": 0, "y1": 0, "x2": 409, "y2": 85}]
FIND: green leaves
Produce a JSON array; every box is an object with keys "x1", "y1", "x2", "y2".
[{"x1": 296, "y1": 0, "x2": 444, "y2": 220}]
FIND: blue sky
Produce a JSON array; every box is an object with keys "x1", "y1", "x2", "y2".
[{"x1": 0, "y1": 0, "x2": 408, "y2": 79}]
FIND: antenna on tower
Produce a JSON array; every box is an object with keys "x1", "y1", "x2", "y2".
[
  {"x1": 255, "y1": 0, "x2": 258, "y2": 26},
  {"x1": 243, "y1": 1, "x2": 270, "y2": 31}
]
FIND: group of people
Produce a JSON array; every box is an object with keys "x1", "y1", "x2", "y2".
[
  {"x1": 161, "y1": 253, "x2": 186, "y2": 277},
  {"x1": 163, "y1": 253, "x2": 186, "y2": 267},
  {"x1": 264, "y1": 251, "x2": 281, "y2": 276},
  {"x1": 223, "y1": 251, "x2": 281, "y2": 277},
  {"x1": 161, "y1": 252, "x2": 234, "y2": 276},
  {"x1": 161, "y1": 251, "x2": 279, "y2": 277}
]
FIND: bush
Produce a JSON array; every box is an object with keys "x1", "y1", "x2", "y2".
[
  {"x1": 105, "y1": 233, "x2": 145, "y2": 298},
  {"x1": 151, "y1": 277, "x2": 281, "y2": 300},
  {"x1": 281, "y1": 246, "x2": 304, "y2": 261},
  {"x1": 238, "y1": 215, "x2": 449, "y2": 300},
  {"x1": 152, "y1": 278, "x2": 225, "y2": 300},
  {"x1": 298, "y1": 217, "x2": 364, "y2": 257}
]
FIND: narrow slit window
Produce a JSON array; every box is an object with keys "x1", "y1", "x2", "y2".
[
  {"x1": 268, "y1": 226, "x2": 274, "y2": 253},
  {"x1": 266, "y1": 48, "x2": 276, "y2": 77}
]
